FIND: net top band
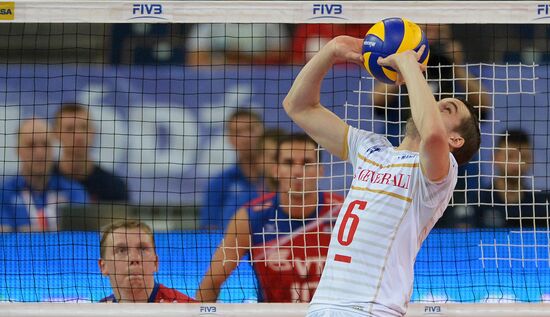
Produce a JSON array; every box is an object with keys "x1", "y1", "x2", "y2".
[{"x1": 1, "y1": 1, "x2": 548, "y2": 24}]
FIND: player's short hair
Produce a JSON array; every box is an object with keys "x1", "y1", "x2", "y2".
[
  {"x1": 497, "y1": 129, "x2": 531, "y2": 149},
  {"x1": 99, "y1": 220, "x2": 155, "y2": 259},
  {"x1": 52, "y1": 103, "x2": 89, "y2": 130},
  {"x1": 227, "y1": 108, "x2": 263, "y2": 125},
  {"x1": 452, "y1": 98, "x2": 481, "y2": 166},
  {"x1": 275, "y1": 133, "x2": 320, "y2": 163},
  {"x1": 259, "y1": 128, "x2": 287, "y2": 150}
]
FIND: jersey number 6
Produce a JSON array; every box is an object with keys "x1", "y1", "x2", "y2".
[{"x1": 337, "y1": 200, "x2": 367, "y2": 246}]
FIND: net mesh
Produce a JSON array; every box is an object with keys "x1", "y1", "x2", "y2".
[{"x1": 1, "y1": 1, "x2": 550, "y2": 313}]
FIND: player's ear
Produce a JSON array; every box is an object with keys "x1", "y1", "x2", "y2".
[
  {"x1": 154, "y1": 254, "x2": 159, "y2": 273},
  {"x1": 98, "y1": 259, "x2": 109, "y2": 276},
  {"x1": 448, "y1": 132, "x2": 465, "y2": 150}
]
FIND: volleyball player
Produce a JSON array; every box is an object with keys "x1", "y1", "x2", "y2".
[
  {"x1": 98, "y1": 220, "x2": 196, "y2": 303},
  {"x1": 197, "y1": 133, "x2": 344, "y2": 303},
  {"x1": 283, "y1": 35, "x2": 480, "y2": 316}
]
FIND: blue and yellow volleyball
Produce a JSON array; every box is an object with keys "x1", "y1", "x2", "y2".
[{"x1": 362, "y1": 17, "x2": 430, "y2": 85}]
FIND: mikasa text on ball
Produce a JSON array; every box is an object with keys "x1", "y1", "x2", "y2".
[{"x1": 362, "y1": 17, "x2": 430, "y2": 84}]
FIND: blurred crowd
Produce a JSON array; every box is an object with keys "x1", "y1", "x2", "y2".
[
  {"x1": 1, "y1": 22, "x2": 548, "y2": 305},
  {"x1": 1, "y1": 23, "x2": 548, "y2": 232},
  {"x1": 1, "y1": 23, "x2": 546, "y2": 64},
  {"x1": 105, "y1": 23, "x2": 550, "y2": 66}
]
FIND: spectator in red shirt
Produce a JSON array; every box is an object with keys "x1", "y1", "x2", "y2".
[
  {"x1": 291, "y1": 24, "x2": 372, "y2": 64},
  {"x1": 98, "y1": 220, "x2": 196, "y2": 303}
]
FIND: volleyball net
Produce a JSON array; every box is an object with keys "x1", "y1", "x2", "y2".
[{"x1": 1, "y1": 1, "x2": 550, "y2": 316}]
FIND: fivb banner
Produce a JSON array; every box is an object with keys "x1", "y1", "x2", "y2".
[{"x1": 0, "y1": 65, "x2": 359, "y2": 204}]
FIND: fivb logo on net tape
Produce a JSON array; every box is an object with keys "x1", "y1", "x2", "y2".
[
  {"x1": 309, "y1": 3, "x2": 347, "y2": 20},
  {"x1": 534, "y1": 3, "x2": 550, "y2": 20},
  {"x1": 0, "y1": 2, "x2": 14, "y2": 20},
  {"x1": 129, "y1": 3, "x2": 167, "y2": 20}
]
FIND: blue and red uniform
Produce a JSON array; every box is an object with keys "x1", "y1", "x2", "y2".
[
  {"x1": 0, "y1": 174, "x2": 88, "y2": 231},
  {"x1": 246, "y1": 192, "x2": 344, "y2": 303},
  {"x1": 100, "y1": 282, "x2": 196, "y2": 303}
]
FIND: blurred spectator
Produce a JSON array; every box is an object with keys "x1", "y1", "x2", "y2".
[
  {"x1": 0, "y1": 119, "x2": 88, "y2": 232},
  {"x1": 197, "y1": 133, "x2": 344, "y2": 303},
  {"x1": 291, "y1": 24, "x2": 372, "y2": 64},
  {"x1": 440, "y1": 129, "x2": 548, "y2": 228},
  {"x1": 475, "y1": 129, "x2": 548, "y2": 228},
  {"x1": 185, "y1": 23, "x2": 291, "y2": 65},
  {"x1": 52, "y1": 103, "x2": 128, "y2": 202},
  {"x1": 257, "y1": 128, "x2": 288, "y2": 192},
  {"x1": 200, "y1": 109, "x2": 265, "y2": 230},
  {"x1": 99, "y1": 220, "x2": 196, "y2": 302},
  {"x1": 110, "y1": 24, "x2": 185, "y2": 65}
]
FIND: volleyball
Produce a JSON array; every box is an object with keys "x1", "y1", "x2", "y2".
[{"x1": 362, "y1": 17, "x2": 430, "y2": 84}]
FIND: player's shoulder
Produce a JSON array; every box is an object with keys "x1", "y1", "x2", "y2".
[
  {"x1": 349, "y1": 126, "x2": 392, "y2": 148},
  {"x1": 156, "y1": 284, "x2": 197, "y2": 303},
  {"x1": 321, "y1": 192, "x2": 345, "y2": 205},
  {"x1": 245, "y1": 192, "x2": 277, "y2": 213},
  {"x1": 99, "y1": 294, "x2": 116, "y2": 303},
  {"x1": 2, "y1": 175, "x2": 24, "y2": 191}
]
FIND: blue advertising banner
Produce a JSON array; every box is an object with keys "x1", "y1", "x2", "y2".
[
  {"x1": 1, "y1": 229, "x2": 549, "y2": 303},
  {"x1": 0, "y1": 64, "x2": 546, "y2": 204}
]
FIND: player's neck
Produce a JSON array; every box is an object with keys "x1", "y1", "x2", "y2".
[
  {"x1": 396, "y1": 135, "x2": 420, "y2": 152},
  {"x1": 116, "y1": 286, "x2": 153, "y2": 303},
  {"x1": 58, "y1": 157, "x2": 94, "y2": 181},
  {"x1": 24, "y1": 174, "x2": 49, "y2": 192},
  {"x1": 495, "y1": 177, "x2": 524, "y2": 191},
  {"x1": 238, "y1": 159, "x2": 262, "y2": 182},
  {"x1": 279, "y1": 192, "x2": 318, "y2": 219},
  {"x1": 494, "y1": 177, "x2": 526, "y2": 204}
]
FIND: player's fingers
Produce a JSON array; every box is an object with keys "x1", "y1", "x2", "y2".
[
  {"x1": 395, "y1": 74, "x2": 405, "y2": 86},
  {"x1": 348, "y1": 52, "x2": 364, "y2": 64},
  {"x1": 416, "y1": 45, "x2": 426, "y2": 60}
]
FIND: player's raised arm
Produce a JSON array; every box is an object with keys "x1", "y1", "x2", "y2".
[
  {"x1": 196, "y1": 208, "x2": 251, "y2": 302},
  {"x1": 283, "y1": 36, "x2": 363, "y2": 160},
  {"x1": 378, "y1": 47, "x2": 450, "y2": 181}
]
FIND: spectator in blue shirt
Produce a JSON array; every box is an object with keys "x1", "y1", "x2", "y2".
[
  {"x1": 0, "y1": 118, "x2": 88, "y2": 232},
  {"x1": 200, "y1": 109, "x2": 265, "y2": 230},
  {"x1": 52, "y1": 103, "x2": 128, "y2": 202}
]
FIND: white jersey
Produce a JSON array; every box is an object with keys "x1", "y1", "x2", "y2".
[{"x1": 309, "y1": 126, "x2": 458, "y2": 317}]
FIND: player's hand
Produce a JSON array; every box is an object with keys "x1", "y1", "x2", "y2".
[
  {"x1": 377, "y1": 46, "x2": 427, "y2": 85},
  {"x1": 327, "y1": 35, "x2": 364, "y2": 65}
]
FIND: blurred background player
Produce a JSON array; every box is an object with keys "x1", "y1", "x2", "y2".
[
  {"x1": 257, "y1": 127, "x2": 288, "y2": 192},
  {"x1": 200, "y1": 109, "x2": 266, "y2": 230},
  {"x1": 197, "y1": 133, "x2": 344, "y2": 303},
  {"x1": 0, "y1": 118, "x2": 88, "y2": 232},
  {"x1": 98, "y1": 220, "x2": 196, "y2": 303},
  {"x1": 282, "y1": 36, "x2": 480, "y2": 316},
  {"x1": 439, "y1": 129, "x2": 549, "y2": 228},
  {"x1": 52, "y1": 103, "x2": 128, "y2": 202},
  {"x1": 461, "y1": 129, "x2": 546, "y2": 228}
]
